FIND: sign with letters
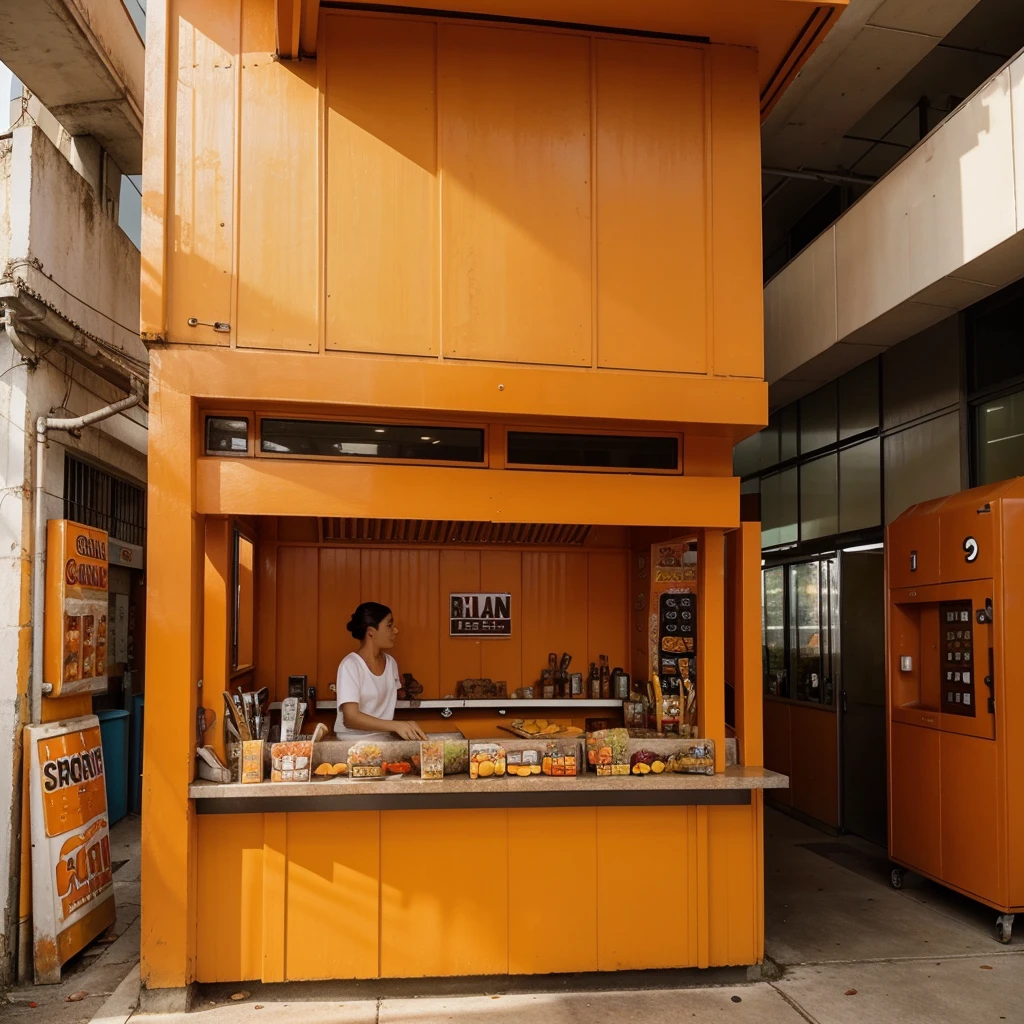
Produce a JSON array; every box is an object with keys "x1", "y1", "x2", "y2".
[
  {"x1": 27, "y1": 716, "x2": 116, "y2": 983},
  {"x1": 45, "y1": 520, "x2": 109, "y2": 697},
  {"x1": 449, "y1": 592, "x2": 512, "y2": 636}
]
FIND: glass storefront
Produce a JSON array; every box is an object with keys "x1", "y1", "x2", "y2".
[{"x1": 763, "y1": 556, "x2": 837, "y2": 708}]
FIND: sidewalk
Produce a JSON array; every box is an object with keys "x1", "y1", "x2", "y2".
[
  {"x1": 1, "y1": 815, "x2": 141, "y2": 1024},
  {"x1": 6, "y1": 807, "x2": 1024, "y2": 1023}
]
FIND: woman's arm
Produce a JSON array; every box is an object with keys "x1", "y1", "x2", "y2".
[{"x1": 340, "y1": 703, "x2": 427, "y2": 740}]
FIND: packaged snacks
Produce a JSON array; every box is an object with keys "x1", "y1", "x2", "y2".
[
  {"x1": 469, "y1": 742, "x2": 506, "y2": 779},
  {"x1": 270, "y1": 740, "x2": 312, "y2": 782},
  {"x1": 666, "y1": 741, "x2": 715, "y2": 775},
  {"x1": 457, "y1": 678, "x2": 508, "y2": 699},
  {"x1": 507, "y1": 749, "x2": 542, "y2": 778},
  {"x1": 443, "y1": 739, "x2": 469, "y2": 776},
  {"x1": 586, "y1": 728, "x2": 630, "y2": 776},
  {"x1": 347, "y1": 741, "x2": 385, "y2": 779},
  {"x1": 241, "y1": 740, "x2": 264, "y2": 784},
  {"x1": 541, "y1": 741, "x2": 577, "y2": 777},
  {"x1": 420, "y1": 740, "x2": 444, "y2": 780}
]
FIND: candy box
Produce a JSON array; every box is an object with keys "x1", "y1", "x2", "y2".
[
  {"x1": 270, "y1": 740, "x2": 312, "y2": 782},
  {"x1": 420, "y1": 739, "x2": 444, "y2": 780}
]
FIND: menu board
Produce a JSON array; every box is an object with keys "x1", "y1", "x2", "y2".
[
  {"x1": 44, "y1": 521, "x2": 109, "y2": 697},
  {"x1": 658, "y1": 591, "x2": 696, "y2": 699},
  {"x1": 940, "y1": 600, "x2": 975, "y2": 717}
]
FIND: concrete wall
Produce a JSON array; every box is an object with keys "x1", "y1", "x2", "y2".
[
  {"x1": 5, "y1": 125, "x2": 145, "y2": 369},
  {"x1": 0, "y1": 125, "x2": 146, "y2": 984},
  {"x1": 765, "y1": 49, "x2": 1024, "y2": 408}
]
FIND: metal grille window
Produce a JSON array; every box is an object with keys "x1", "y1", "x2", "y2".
[{"x1": 64, "y1": 455, "x2": 147, "y2": 547}]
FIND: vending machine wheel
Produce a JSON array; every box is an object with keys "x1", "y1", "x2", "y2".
[
  {"x1": 890, "y1": 867, "x2": 905, "y2": 890},
  {"x1": 996, "y1": 914, "x2": 1015, "y2": 945}
]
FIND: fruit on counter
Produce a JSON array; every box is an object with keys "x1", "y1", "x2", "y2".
[
  {"x1": 630, "y1": 750, "x2": 663, "y2": 777},
  {"x1": 478, "y1": 761, "x2": 495, "y2": 778},
  {"x1": 314, "y1": 762, "x2": 349, "y2": 777},
  {"x1": 386, "y1": 760, "x2": 413, "y2": 774}
]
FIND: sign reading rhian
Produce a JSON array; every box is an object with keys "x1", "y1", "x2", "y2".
[{"x1": 449, "y1": 592, "x2": 512, "y2": 636}]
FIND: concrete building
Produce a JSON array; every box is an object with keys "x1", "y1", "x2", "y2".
[
  {"x1": 742, "y1": 0, "x2": 1024, "y2": 843},
  {"x1": 0, "y1": 0, "x2": 147, "y2": 985}
]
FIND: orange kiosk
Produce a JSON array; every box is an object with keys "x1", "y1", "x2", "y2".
[
  {"x1": 886, "y1": 479, "x2": 1024, "y2": 942},
  {"x1": 138, "y1": 0, "x2": 846, "y2": 1003}
]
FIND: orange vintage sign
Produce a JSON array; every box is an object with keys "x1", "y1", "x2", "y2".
[
  {"x1": 45, "y1": 520, "x2": 109, "y2": 697},
  {"x1": 27, "y1": 717, "x2": 116, "y2": 984}
]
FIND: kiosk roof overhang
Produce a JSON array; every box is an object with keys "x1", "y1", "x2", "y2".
[{"x1": 283, "y1": 0, "x2": 849, "y2": 119}]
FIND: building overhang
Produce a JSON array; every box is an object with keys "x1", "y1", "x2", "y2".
[
  {"x1": 0, "y1": 0, "x2": 144, "y2": 174},
  {"x1": 764, "y1": 49, "x2": 1024, "y2": 410},
  {"x1": 283, "y1": 0, "x2": 849, "y2": 119}
]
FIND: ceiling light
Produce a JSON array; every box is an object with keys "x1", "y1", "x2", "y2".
[
  {"x1": 420, "y1": 436, "x2": 432, "y2": 441},
  {"x1": 374, "y1": 428, "x2": 386, "y2": 434}
]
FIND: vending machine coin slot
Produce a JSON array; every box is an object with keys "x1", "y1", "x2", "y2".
[
  {"x1": 939, "y1": 600, "x2": 976, "y2": 718},
  {"x1": 985, "y1": 647, "x2": 995, "y2": 715}
]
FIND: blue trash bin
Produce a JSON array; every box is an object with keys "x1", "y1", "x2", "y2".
[
  {"x1": 96, "y1": 709, "x2": 130, "y2": 825},
  {"x1": 129, "y1": 694, "x2": 144, "y2": 815}
]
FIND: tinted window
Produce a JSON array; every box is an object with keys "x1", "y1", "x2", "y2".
[
  {"x1": 206, "y1": 417, "x2": 248, "y2": 454},
  {"x1": 260, "y1": 420, "x2": 485, "y2": 463},
  {"x1": 506, "y1": 432, "x2": 678, "y2": 470}
]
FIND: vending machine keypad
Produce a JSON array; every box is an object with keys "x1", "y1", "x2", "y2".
[{"x1": 940, "y1": 600, "x2": 976, "y2": 717}]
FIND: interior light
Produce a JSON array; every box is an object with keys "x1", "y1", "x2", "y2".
[
  {"x1": 986, "y1": 406, "x2": 1004, "y2": 413},
  {"x1": 420, "y1": 436, "x2": 432, "y2": 441},
  {"x1": 432, "y1": 439, "x2": 441, "y2": 445},
  {"x1": 374, "y1": 428, "x2": 386, "y2": 434},
  {"x1": 843, "y1": 542, "x2": 885, "y2": 552}
]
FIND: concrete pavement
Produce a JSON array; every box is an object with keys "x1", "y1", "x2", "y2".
[
  {"x1": 1, "y1": 815, "x2": 141, "y2": 1024},
  {"x1": 6, "y1": 807, "x2": 1023, "y2": 1023}
]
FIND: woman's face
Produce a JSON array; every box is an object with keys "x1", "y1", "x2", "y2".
[{"x1": 370, "y1": 614, "x2": 398, "y2": 649}]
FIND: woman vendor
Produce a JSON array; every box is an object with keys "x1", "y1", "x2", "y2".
[{"x1": 335, "y1": 602, "x2": 428, "y2": 741}]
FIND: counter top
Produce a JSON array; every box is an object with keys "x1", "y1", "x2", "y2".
[{"x1": 189, "y1": 766, "x2": 788, "y2": 814}]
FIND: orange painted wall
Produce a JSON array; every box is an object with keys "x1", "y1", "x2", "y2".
[
  {"x1": 151, "y1": 0, "x2": 764, "y2": 386},
  {"x1": 259, "y1": 533, "x2": 631, "y2": 701}
]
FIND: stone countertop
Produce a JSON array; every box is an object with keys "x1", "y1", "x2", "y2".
[{"x1": 189, "y1": 766, "x2": 789, "y2": 813}]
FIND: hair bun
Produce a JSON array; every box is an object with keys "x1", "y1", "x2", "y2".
[{"x1": 346, "y1": 616, "x2": 360, "y2": 638}]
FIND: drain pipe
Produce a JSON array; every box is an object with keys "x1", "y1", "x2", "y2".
[{"x1": 30, "y1": 386, "x2": 143, "y2": 724}]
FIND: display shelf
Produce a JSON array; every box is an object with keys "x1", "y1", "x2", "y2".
[
  {"x1": 269, "y1": 701, "x2": 337, "y2": 711},
  {"x1": 267, "y1": 698, "x2": 621, "y2": 712},
  {"x1": 394, "y1": 698, "x2": 622, "y2": 710}
]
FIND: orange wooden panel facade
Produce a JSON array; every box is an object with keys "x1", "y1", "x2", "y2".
[
  {"x1": 147, "y1": 0, "x2": 775, "y2": 394},
  {"x1": 138, "y1": 0, "x2": 836, "y2": 995},
  {"x1": 257, "y1": 528, "x2": 630, "y2": 701},
  {"x1": 194, "y1": 802, "x2": 764, "y2": 982}
]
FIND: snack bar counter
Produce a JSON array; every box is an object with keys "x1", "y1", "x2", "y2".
[
  {"x1": 190, "y1": 728, "x2": 784, "y2": 982},
  {"x1": 191, "y1": 764, "x2": 785, "y2": 811}
]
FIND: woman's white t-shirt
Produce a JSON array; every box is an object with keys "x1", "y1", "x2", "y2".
[{"x1": 334, "y1": 651, "x2": 400, "y2": 738}]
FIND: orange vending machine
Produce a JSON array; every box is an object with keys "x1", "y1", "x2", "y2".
[{"x1": 886, "y1": 479, "x2": 1024, "y2": 943}]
